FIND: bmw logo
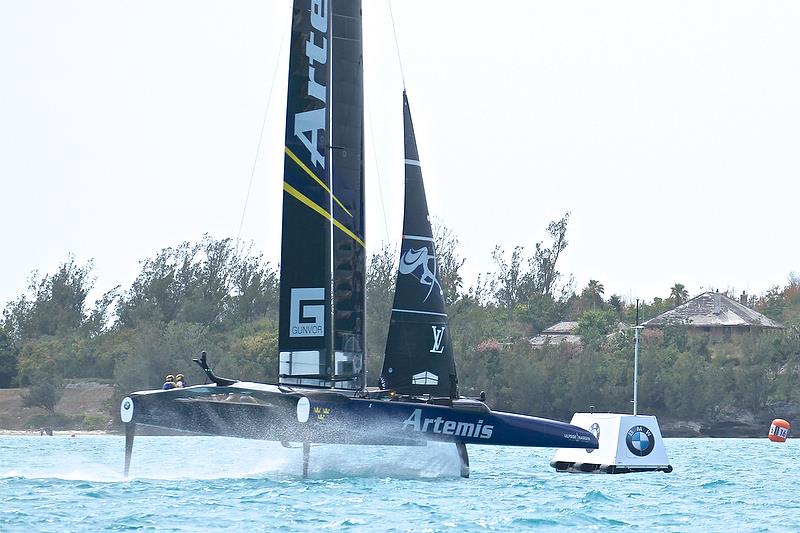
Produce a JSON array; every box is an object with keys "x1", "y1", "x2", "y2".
[
  {"x1": 120, "y1": 396, "x2": 134, "y2": 423},
  {"x1": 626, "y1": 425, "x2": 655, "y2": 456}
]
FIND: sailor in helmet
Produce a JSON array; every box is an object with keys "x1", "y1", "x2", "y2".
[
  {"x1": 175, "y1": 373, "x2": 186, "y2": 388},
  {"x1": 162, "y1": 374, "x2": 176, "y2": 390}
]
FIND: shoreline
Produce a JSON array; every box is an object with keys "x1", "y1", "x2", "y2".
[{"x1": 0, "y1": 429, "x2": 115, "y2": 436}]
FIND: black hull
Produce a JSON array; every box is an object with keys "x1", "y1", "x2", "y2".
[{"x1": 121, "y1": 383, "x2": 598, "y2": 450}]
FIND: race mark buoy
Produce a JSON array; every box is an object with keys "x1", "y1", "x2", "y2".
[{"x1": 768, "y1": 419, "x2": 790, "y2": 442}]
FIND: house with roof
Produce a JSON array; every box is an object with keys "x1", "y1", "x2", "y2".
[
  {"x1": 529, "y1": 321, "x2": 582, "y2": 348},
  {"x1": 642, "y1": 291, "x2": 783, "y2": 338}
]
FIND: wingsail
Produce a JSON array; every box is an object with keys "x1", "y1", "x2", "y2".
[
  {"x1": 330, "y1": 0, "x2": 366, "y2": 390},
  {"x1": 279, "y1": 0, "x2": 365, "y2": 389}
]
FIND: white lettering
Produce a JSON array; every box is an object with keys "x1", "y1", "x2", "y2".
[
  {"x1": 402, "y1": 409, "x2": 422, "y2": 431},
  {"x1": 402, "y1": 409, "x2": 493, "y2": 440},
  {"x1": 294, "y1": 109, "x2": 326, "y2": 168},
  {"x1": 310, "y1": 0, "x2": 327, "y2": 31},
  {"x1": 455, "y1": 422, "x2": 475, "y2": 437},
  {"x1": 293, "y1": 0, "x2": 329, "y2": 168}
]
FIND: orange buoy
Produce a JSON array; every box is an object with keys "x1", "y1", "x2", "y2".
[{"x1": 768, "y1": 419, "x2": 791, "y2": 442}]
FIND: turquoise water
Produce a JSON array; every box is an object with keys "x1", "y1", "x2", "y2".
[{"x1": 1, "y1": 435, "x2": 798, "y2": 531}]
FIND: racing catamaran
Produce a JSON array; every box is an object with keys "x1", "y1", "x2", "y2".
[{"x1": 120, "y1": 0, "x2": 597, "y2": 478}]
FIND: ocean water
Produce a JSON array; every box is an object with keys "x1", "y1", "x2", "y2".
[{"x1": 1, "y1": 435, "x2": 798, "y2": 532}]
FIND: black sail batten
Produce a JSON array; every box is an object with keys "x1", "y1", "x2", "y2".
[
  {"x1": 380, "y1": 92, "x2": 458, "y2": 398},
  {"x1": 330, "y1": 0, "x2": 365, "y2": 390},
  {"x1": 279, "y1": 0, "x2": 334, "y2": 388}
]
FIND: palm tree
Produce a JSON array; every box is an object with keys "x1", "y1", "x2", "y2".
[
  {"x1": 670, "y1": 283, "x2": 689, "y2": 307},
  {"x1": 583, "y1": 279, "x2": 605, "y2": 309}
]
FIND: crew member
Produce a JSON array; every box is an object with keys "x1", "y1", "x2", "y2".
[
  {"x1": 175, "y1": 373, "x2": 186, "y2": 388},
  {"x1": 162, "y1": 374, "x2": 176, "y2": 390}
]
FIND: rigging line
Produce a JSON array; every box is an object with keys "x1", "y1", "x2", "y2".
[
  {"x1": 387, "y1": 0, "x2": 406, "y2": 90},
  {"x1": 234, "y1": 1, "x2": 292, "y2": 256},
  {"x1": 194, "y1": 3, "x2": 291, "y2": 345},
  {"x1": 365, "y1": 92, "x2": 391, "y2": 245}
]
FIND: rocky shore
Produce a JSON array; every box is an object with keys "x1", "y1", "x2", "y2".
[{"x1": 660, "y1": 402, "x2": 800, "y2": 438}]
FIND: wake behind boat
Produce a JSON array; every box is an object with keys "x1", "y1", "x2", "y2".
[{"x1": 121, "y1": 0, "x2": 598, "y2": 478}]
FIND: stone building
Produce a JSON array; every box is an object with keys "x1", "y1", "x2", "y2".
[{"x1": 642, "y1": 291, "x2": 783, "y2": 338}]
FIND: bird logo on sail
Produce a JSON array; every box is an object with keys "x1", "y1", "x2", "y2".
[{"x1": 399, "y1": 246, "x2": 442, "y2": 302}]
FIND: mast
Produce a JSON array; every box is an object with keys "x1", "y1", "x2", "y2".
[{"x1": 380, "y1": 92, "x2": 458, "y2": 398}]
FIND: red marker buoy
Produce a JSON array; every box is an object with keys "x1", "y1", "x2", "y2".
[{"x1": 768, "y1": 419, "x2": 790, "y2": 442}]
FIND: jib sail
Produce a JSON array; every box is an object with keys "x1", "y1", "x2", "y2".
[{"x1": 380, "y1": 92, "x2": 458, "y2": 398}]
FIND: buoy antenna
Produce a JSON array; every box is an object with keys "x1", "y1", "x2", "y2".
[{"x1": 633, "y1": 299, "x2": 643, "y2": 416}]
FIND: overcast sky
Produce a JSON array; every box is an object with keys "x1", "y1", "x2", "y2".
[{"x1": 1, "y1": 1, "x2": 799, "y2": 310}]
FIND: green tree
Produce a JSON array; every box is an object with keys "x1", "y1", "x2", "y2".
[
  {"x1": 117, "y1": 236, "x2": 277, "y2": 330},
  {"x1": 581, "y1": 279, "x2": 605, "y2": 310},
  {"x1": 669, "y1": 283, "x2": 689, "y2": 307},
  {"x1": 0, "y1": 326, "x2": 19, "y2": 387},
  {"x1": 3, "y1": 256, "x2": 95, "y2": 341},
  {"x1": 365, "y1": 244, "x2": 396, "y2": 384},
  {"x1": 490, "y1": 245, "x2": 526, "y2": 309},
  {"x1": 432, "y1": 222, "x2": 466, "y2": 307},
  {"x1": 529, "y1": 212, "x2": 570, "y2": 297},
  {"x1": 488, "y1": 213, "x2": 572, "y2": 309},
  {"x1": 23, "y1": 370, "x2": 64, "y2": 414},
  {"x1": 576, "y1": 308, "x2": 618, "y2": 349}
]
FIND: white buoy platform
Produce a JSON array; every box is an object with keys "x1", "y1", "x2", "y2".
[{"x1": 551, "y1": 413, "x2": 672, "y2": 474}]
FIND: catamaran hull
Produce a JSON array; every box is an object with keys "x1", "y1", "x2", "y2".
[{"x1": 121, "y1": 384, "x2": 598, "y2": 449}]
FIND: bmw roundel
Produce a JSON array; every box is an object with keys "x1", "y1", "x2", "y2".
[
  {"x1": 625, "y1": 425, "x2": 655, "y2": 456},
  {"x1": 120, "y1": 396, "x2": 134, "y2": 423}
]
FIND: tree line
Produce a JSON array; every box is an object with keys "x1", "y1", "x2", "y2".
[{"x1": 1, "y1": 218, "x2": 799, "y2": 426}]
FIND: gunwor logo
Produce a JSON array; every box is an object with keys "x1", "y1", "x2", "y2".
[
  {"x1": 290, "y1": 287, "x2": 325, "y2": 337},
  {"x1": 402, "y1": 409, "x2": 493, "y2": 439},
  {"x1": 294, "y1": 0, "x2": 328, "y2": 168}
]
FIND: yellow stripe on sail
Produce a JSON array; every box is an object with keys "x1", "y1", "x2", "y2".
[
  {"x1": 283, "y1": 182, "x2": 365, "y2": 248},
  {"x1": 285, "y1": 146, "x2": 353, "y2": 218}
]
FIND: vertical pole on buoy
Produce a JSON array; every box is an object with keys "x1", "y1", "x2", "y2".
[{"x1": 633, "y1": 300, "x2": 641, "y2": 416}]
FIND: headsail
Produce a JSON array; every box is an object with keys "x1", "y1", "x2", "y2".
[
  {"x1": 380, "y1": 92, "x2": 458, "y2": 398},
  {"x1": 279, "y1": 0, "x2": 365, "y2": 389}
]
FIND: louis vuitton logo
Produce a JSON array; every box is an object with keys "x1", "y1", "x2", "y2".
[{"x1": 430, "y1": 325, "x2": 446, "y2": 354}]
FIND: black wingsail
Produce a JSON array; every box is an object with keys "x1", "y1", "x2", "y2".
[
  {"x1": 279, "y1": 0, "x2": 365, "y2": 389},
  {"x1": 279, "y1": 0, "x2": 334, "y2": 387},
  {"x1": 380, "y1": 92, "x2": 458, "y2": 398},
  {"x1": 330, "y1": 0, "x2": 365, "y2": 390}
]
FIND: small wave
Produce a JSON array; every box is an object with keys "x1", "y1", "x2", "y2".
[
  {"x1": 511, "y1": 517, "x2": 560, "y2": 527},
  {"x1": 701, "y1": 479, "x2": 732, "y2": 489},
  {"x1": 581, "y1": 489, "x2": 616, "y2": 503}
]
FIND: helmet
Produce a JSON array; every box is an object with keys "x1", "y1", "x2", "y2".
[
  {"x1": 166, "y1": 374, "x2": 174, "y2": 382},
  {"x1": 176, "y1": 374, "x2": 184, "y2": 381}
]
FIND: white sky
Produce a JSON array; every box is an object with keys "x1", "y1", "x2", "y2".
[{"x1": 1, "y1": 1, "x2": 799, "y2": 310}]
